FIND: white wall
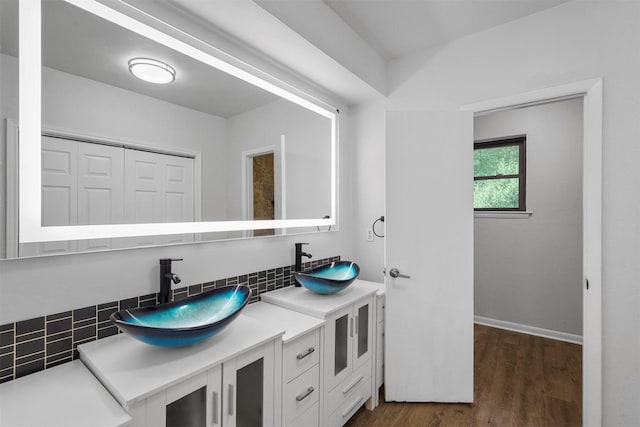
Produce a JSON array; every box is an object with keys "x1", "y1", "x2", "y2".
[
  {"x1": 351, "y1": 2, "x2": 640, "y2": 424},
  {"x1": 474, "y1": 99, "x2": 583, "y2": 336},
  {"x1": 351, "y1": 99, "x2": 386, "y2": 283},
  {"x1": 226, "y1": 99, "x2": 332, "y2": 222}
]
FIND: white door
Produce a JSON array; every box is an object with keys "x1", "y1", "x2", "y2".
[
  {"x1": 124, "y1": 149, "x2": 194, "y2": 247},
  {"x1": 76, "y1": 142, "x2": 124, "y2": 252},
  {"x1": 384, "y1": 110, "x2": 474, "y2": 402},
  {"x1": 161, "y1": 154, "x2": 194, "y2": 245},
  {"x1": 20, "y1": 137, "x2": 78, "y2": 256}
]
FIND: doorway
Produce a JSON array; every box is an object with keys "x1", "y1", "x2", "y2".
[
  {"x1": 242, "y1": 142, "x2": 285, "y2": 237},
  {"x1": 463, "y1": 78, "x2": 603, "y2": 426},
  {"x1": 472, "y1": 97, "x2": 584, "y2": 421},
  {"x1": 251, "y1": 152, "x2": 275, "y2": 236},
  {"x1": 473, "y1": 98, "x2": 584, "y2": 341}
]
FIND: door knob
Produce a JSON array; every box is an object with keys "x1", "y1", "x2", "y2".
[{"x1": 389, "y1": 268, "x2": 410, "y2": 279}]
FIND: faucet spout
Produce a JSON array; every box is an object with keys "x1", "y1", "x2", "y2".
[
  {"x1": 164, "y1": 273, "x2": 181, "y2": 284},
  {"x1": 159, "y1": 258, "x2": 183, "y2": 304}
]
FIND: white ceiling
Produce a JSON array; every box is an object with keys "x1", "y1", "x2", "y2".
[
  {"x1": 1, "y1": 0, "x2": 280, "y2": 118},
  {"x1": 1, "y1": 0, "x2": 572, "y2": 109},
  {"x1": 322, "y1": 0, "x2": 571, "y2": 60},
  {"x1": 247, "y1": 0, "x2": 571, "y2": 101}
]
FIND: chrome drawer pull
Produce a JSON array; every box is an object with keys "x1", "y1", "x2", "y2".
[
  {"x1": 212, "y1": 391, "x2": 219, "y2": 424},
  {"x1": 295, "y1": 386, "x2": 315, "y2": 402},
  {"x1": 342, "y1": 375, "x2": 364, "y2": 395},
  {"x1": 342, "y1": 396, "x2": 365, "y2": 418},
  {"x1": 228, "y1": 384, "x2": 234, "y2": 416},
  {"x1": 296, "y1": 347, "x2": 315, "y2": 360}
]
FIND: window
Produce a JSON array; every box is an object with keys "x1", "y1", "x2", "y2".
[{"x1": 474, "y1": 136, "x2": 526, "y2": 211}]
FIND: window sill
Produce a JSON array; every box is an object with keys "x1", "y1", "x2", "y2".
[{"x1": 474, "y1": 211, "x2": 532, "y2": 219}]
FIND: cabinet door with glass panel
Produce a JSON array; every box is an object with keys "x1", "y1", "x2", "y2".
[
  {"x1": 325, "y1": 297, "x2": 373, "y2": 391},
  {"x1": 222, "y1": 343, "x2": 275, "y2": 427},
  {"x1": 143, "y1": 366, "x2": 222, "y2": 427},
  {"x1": 144, "y1": 342, "x2": 275, "y2": 427}
]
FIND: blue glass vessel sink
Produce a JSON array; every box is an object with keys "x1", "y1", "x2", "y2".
[
  {"x1": 295, "y1": 261, "x2": 360, "y2": 295},
  {"x1": 110, "y1": 285, "x2": 251, "y2": 347}
]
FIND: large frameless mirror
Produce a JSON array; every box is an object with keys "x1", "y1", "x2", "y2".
[{"x1": 1, "y1": 0, "x2": 336, "y2": 258}]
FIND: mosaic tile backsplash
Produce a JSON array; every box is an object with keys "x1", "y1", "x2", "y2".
[{"x1": 0, "y1": 256, "x2": 340, "y2": 384}]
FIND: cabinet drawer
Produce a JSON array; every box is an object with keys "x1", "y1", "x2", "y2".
[
  {"x1": 327, "y1": 377, "x2": 372, "y2": 427},
  {"x1": 283, "y1": 364, "x2": 320, "y2": 426},
  {"x1": 287, "y1": 401, "x2": 319, "y2": 427},
  {"x1": 376, "y1": 295, "x2": 385, "y2": 323},
  {"x1": 326, "y1": 361, "x2": 371, "y2": 417},
  {"x1": 283, "y1": 329, "x2": 320, "y2": 383}
]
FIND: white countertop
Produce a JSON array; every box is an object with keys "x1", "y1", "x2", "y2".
[
  {"x1": 243, "y1": 302, "x2": 325, "y2": 343},
  {"x1": 0, "y1": 360, "x2": 131, "y2": 427},
  {"x1": 362, "y1": 279, "x2": 385, "y2": 296},
  {"x1": 260, "y1": 280, "x2": 379, "y2": 319},
  {"x1": 78, "y1": 314, "x2": 284, "y2": 410}
]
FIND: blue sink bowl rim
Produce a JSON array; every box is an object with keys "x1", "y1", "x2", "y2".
[
  {"x1": 110, "y1": 285, "x2": 251, "y2": 347},
  {"x1": 294, "y1": 261, "x2": 360, "y2": 295}
]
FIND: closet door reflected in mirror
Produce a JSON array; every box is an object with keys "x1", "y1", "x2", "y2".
[{"x1": 18, "y1": 134, "x2": 197, "y2": 256}]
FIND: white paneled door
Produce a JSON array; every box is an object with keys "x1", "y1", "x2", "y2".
[
  {"x1": 76, "y1": 142, "x2": 124, "y2": 252},
  {"x1": 20, "y1": 136, "x2": 196, "y2": 256},
  {"x1": 21, "y1": 136, "x2": 79, "y2": 256},
  {"x1": 384, "y1": 111, "x2": 474, "y2": 402},
  {"x1": 124, "y1": 149, "x2": 195, "y2": 247}
]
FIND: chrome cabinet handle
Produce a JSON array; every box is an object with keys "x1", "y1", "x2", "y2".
[
  {"x1": 296, "y1": 347, "x2": 315, "y2": 360},
  {"x1": 342, "y1": 396, "x2": 364, "y2": 418},
  {"x1": 295, "y1": 386, "x2": 315, "y2": 402},
  {"x1": 349, "y1": 317, "x2": 354, "y2": 337},
  {"x1": 389, "y1": 268, "x2": 411, "y2": 279},
  {"x1": 228, "y1": 384, "x2": 234, "y2": 416},
  {"x1": 342, "y1": 375, "x2": 364, "y2": 395},
  {"x1": 212, "y1": 391, "x2": 218, "y2": 424},
  {"x1": 355, "y1": 315, "x2": 359, "y2": 335}
]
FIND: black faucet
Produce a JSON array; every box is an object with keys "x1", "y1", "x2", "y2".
[
  {"x1": 159, "y1": 258, "x2": 183, "y2": 304},
  {"x1": 294, "y1": 243, "x2": 312, "y2": 287}
]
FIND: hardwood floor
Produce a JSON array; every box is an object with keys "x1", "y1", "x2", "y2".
[{"x1": 346, "y1": 324, "x2": 582, "y2": 427}]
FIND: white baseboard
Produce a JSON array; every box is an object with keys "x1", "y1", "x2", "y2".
[{"x1": 474, "y1": 316, "x2": 583, "y2": 345}]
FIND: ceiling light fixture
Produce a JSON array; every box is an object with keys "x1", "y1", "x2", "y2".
[{"x1": 128, "y1": 57, "x2": 176, "y2": 84}]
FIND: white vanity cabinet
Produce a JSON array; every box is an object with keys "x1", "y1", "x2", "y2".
[
  {"x1": 243, "y1": 302, "x2": 324, "y2": 427},
  {"x1": 281, "y1": 330, "x2": 321, "y2": 426},
  {"x1": 223, "y1": 344, "x2": 276, "y2": 427},
  {"x1": 78, "y1": 315, "x2": 283, "y2": 427},
  {"x1": 324, "y1": 298, "x2": 373, "y2": 391},
  {"x1": 261, "y1": 280, "x2": 380, "y2": 427},
  {"x1": 323, "y1": 297, "x2": 373, "y2": 425},
  {"x1": 142, "y1": 365, "x2": 221, "y2": 427},
  {"x1": 142, "y1": 343, "x2": 274, "y2": 427}
]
